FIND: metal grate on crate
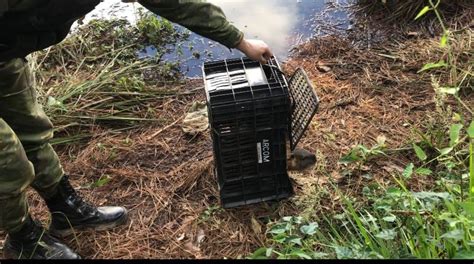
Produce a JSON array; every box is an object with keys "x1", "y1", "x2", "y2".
[{"x1": 288, "y1": 68, "x2": 320, "y2": 150}]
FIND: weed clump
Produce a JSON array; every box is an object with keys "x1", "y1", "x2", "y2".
[{"x1": 31, "y1": 11, "x2": 191, "y2": 144}]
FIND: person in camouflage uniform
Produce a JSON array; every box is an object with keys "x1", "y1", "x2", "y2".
[{"x1": 0, "y1": 0, "x2": 273, "y2": 259}]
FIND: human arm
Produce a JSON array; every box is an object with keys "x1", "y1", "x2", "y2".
[{"x1": 137, "y1": 0, "x2": 273, "y2": 63}]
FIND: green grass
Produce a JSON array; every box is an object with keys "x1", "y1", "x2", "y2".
[
  {"x1": 252, "y1": 182, "x2": 474, "y2": 259},
  {"x1": 251, "y1": 117, "x2": 473, "y2": 258}
]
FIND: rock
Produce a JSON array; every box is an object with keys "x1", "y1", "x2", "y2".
[{"x1": 316, "y1": 62, "x2": 332, "y2": 73}]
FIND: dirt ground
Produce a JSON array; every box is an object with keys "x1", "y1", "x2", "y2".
[{"x1": 1, "y1": 12, "x2": 472, "y2": 259}]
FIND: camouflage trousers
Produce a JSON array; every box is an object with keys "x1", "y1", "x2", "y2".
[{"x1": 0, "y1": 58, "x2": 64, "y2": 234}]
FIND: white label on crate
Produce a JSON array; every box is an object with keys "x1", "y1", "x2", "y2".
[
  {"x1": 257, "y1": 139, "x2": 271, "y2": 164},
  {"x1": 246, "y1": 67, "x2": 268, "y2": 86},
  {"x1": 257, "y1": 142, "x2": 262, "y2": 163}
]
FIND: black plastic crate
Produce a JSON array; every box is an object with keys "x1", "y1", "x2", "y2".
[
  {"x1": 203, "y1": 57, "x2": 318, "y2": 208},
  {"x1": 204, "y1": 58, "x2": 289, "y2": 106}
]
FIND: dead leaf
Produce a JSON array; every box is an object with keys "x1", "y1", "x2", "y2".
[
  {"x1": 196, "y1": 229, "x2": 205, "y2": 246},
  {"x1": 376, "y1": 135, "x2": 387, "y2": 146},
  {"x1": 383, "y1": 164, "x2": 404, "y2": 173},
  {"x1": 317, "y1": 65, "x2": 332, "y2": 73},
  {"x1": 317, "y1": 61, "x2": 332, "y2": 73},
  {"x1": 331, "y1": 171, "x2": 345, "y2": 183},
  {"x1": 184, "y1": 241, "x2": 201, "y2": 254},
  {"x1": 251, "y1": 217, "x2": 262, "y2": 234},
  {"x1": 182, "y1": 102, "x2": 209, "y2": 135},
  {"x1": 183, "y1": 229, "x2": 206, "y2": 259}
]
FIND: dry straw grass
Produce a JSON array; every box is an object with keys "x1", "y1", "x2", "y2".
[
  {"x1": 355, "y1": 0, "x2": 474, "y2": 23},
  {"x1": 21, "y1": 29, "x2": 471, "y2": 260}
]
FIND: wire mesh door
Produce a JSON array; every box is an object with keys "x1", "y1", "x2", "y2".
[{"x1": 288, "y1": 68, "x2": 320, "y2": 150}]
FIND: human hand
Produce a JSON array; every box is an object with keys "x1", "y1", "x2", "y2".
[{"x1": 236, "y1": 39, "x2": 274, "y2": 64}]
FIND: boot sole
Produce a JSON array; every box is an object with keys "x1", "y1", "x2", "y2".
[
  {"x1": 3, "y1": 251, "x2": 83, "y2": 260},
  {"x1": 3, "y1": 243, "x2": 83, "y2": 259},
  {"x1": 49, "y1": 209, "x2": 129, "y2": 238}
]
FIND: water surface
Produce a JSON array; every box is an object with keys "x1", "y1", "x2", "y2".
[{"x1": 82, "y1": 0, "x2": 351, "y2": 77}]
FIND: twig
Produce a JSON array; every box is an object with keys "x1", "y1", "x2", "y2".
[{"x1": 146, "y1": 117, "x2": 184, "y2": 141}]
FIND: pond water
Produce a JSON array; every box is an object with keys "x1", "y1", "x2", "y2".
[{"x1": 81, "y1": 0, "x2": 352, "y2": 77}]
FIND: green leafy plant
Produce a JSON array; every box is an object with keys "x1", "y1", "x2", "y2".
[
  {"x1": 198, "y1": 205, "x2": 223, "y2": 223},
  {"x1": 254, "y1": 177, "x2": 474, "y2": 259},
  {"x1": 250, "y1": 216, "x2": 324, "y2": 259},
  {"x1": 415, "y1": 1, "x2": 453, "y2": 74},
  {"x1": 92, "y1": 175, "x2": 112, "y2": 188},
  {"x1": 339, "y1": 135, "x2": 387, "y2": 168}
]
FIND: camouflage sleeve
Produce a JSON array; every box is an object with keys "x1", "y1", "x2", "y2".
[{"x1": 138, "y1": 0, "x2": 244, "y2": 48}]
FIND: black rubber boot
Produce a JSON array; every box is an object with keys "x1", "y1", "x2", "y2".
[
  {"x1": 44, "y1": 175, "x2": 128, "y2": 238},
  {"x1": 3, "y1": 216, "x2": 81, "y2": 259}
]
